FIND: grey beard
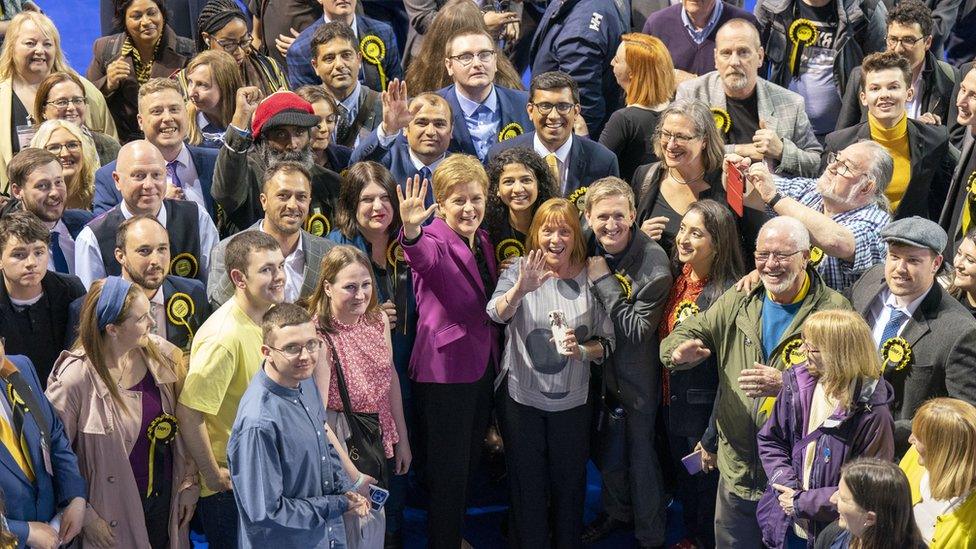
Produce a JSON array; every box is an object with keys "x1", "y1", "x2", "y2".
[{"x1": 255, "y1": 140, "x2": 316, "y2": 173}]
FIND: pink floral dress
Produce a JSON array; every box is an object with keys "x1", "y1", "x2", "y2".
[{"x1": 319, "y1": 313, "x2": 398, "y2": 458}]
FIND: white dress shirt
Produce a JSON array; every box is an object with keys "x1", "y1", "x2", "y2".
[
  {"x1": 168, "y1": 144, "x2": 207, "y2": 214},
  {"x1": 261, "y1": 221, "x2": 306, "y2": 303},
  {"x1": 533, "y1": 134, "x2": 574, "y2": 194},
  {"x1": 47, "y1": 218, "x2": 76, "y2": 274},
  {"x1": 868, "y1": 286, "x2": 930, "y2": 346},
  {"x1": 149, "y1": 287, "x2": 167, "y2": 338}
]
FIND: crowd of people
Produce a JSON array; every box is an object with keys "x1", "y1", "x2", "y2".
[{"x1": 1, "y1": 0, "x2": 976, "y2": 548}]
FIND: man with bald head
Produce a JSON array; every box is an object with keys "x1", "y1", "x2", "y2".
[
  {"x1": 661, "y1": 216, "x2": 850, "y2": 547},
  {"x1": 74, "y1": 140, "x2": 219, "y2": 289},
  {"x1": 676, "y1": 19, "x2": 822, "y2": 178}
]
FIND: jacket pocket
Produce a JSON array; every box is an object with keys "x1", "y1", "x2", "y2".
[
  {"x1": 433, "y1": 323, "x2": 467, "y2": 349},
  {"x1": 686, "y1": 388, "x2": 717, "y2": 405}
]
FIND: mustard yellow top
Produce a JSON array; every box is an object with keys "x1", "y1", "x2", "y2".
[
  {"x1": 901, "y1": 446, "x2": 976, "y2": 549},
  {"x1": 869, "y1": 113, "x2": 911, "y2": 212}
]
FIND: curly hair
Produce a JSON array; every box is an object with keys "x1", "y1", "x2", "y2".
[{"x1": 483, "y1": 147, "x2": 558, "y2": 244}]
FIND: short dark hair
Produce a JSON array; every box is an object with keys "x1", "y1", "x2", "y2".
[
  {"x1": 860, "y1": 51, "x2": 913, "y2": 89},
  {"x1": 0, "y1": 210, "x2": 49, "y2": 253},
  {"x1": 115, "y1": 214, "x2": 166, "y2": 251},
  {"x1": 7, "y1": 148, "x2": 59, "y2": 189},
  {"x1": 310, "y1": 21, "x2": 358, "y2": 58},
  {"x1": 262, "y1": 302, "x2": 312, "y2": 343},
  {"x1": 225, "y1": 231, "x2": 280, "y2": 276},
  {"x1": 887, "y1": 0, "x2": 934, "y2": 37},
  {"x1": 529, "y1": 71, "x2": 579, "y2": 104},
  {"x1": 261, "y1": 160, "x2": 312, "y2": 193}
]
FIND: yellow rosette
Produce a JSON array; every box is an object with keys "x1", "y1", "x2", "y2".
[
  {"x1": 170, "y1": 252, "x2": 198, "y2": 279},
  {"x1": 568, "y1": 186, "x2": 588, "y2": 214},
  {"x1": 305, "y1": 210, "x2": 331, "y2": 237},
  {"x1": 788, "y1": 19, "x2": 819, "y2": 77},
  {"x1": 166, "y1": 292, "x2": 196, "y2": 347},
  {"x1": 781, "y1": 336, "x2": 807, "y2": 367},
  {"x1": 880, "y1": 336, "x2": 913, "y2": 373},
  {"x1": 711, "y1": 107, "x2": 732, "y2": 134},
  {"x1": 145, "y1": 413, "x2": 178, "y2": 497},
  {"x1": 674, "y1": 299, "x2": 700, "y2": 325},
  {"x1": 494, "y1": 238, "x2": 525, "y2": 264},
  {"x1": 614, "y1": 272, "x2": 633, "y2": 300},
  {"x1": 498, "y1": 122, "x2": 524, "y2": 142},
  {"x1": 386, "y1": 240, "x2": 405, "y2": 267},
  {"x1": 809, "y1": 246, "x2": 825, "y2": 268},
  {"x1": 360, "y1": 35, "x2": 388, "y2": 91},
  {"x1": 6, "y1": 384, "x2": 26, "y2": 412},
  {"x1": 967, "y1": 170, "x2": 976, "y2": 202}
]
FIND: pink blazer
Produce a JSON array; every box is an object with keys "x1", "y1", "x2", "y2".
[{"x1": 399, "y1": 218, "x2": 500, "y2": 383}]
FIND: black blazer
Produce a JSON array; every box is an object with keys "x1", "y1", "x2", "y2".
[
  {"x1": 938, "y1": 129, "x2": 974, "y2": 255},
  {"x1": 822, "y1": 118, "x2": 956, "y2": 220},
  {"x1": 948, "y1": 61, "x2": 975, "y2": 149},
  {"x1": 485, "y1": 132, "x2": 620, "y2": 196}
]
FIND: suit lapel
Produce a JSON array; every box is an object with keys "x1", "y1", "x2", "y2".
[
  {"x1": 438, "y1": 221, "x2": 486, "y2": 295},
  {"x1": 906, "y1": 120, "x2": 925, "y2": 185},
  {"x1": 299, "y1": 232, "x2": 319, "y2": 297},
  {"x1": 0, "y1": 376, "x2": 37, "y2": 487},
  {"x1": 446, "y1": 87, "x2": 476, "y2": 156},
  {"x1": 754, "y1": 80, "x2": 777, "y2": 130},
  {"x1": 708, "y1": 74, "x2": 729, "y2": 112},
  {"x1": 189, "y1": 148, "x2": 216, "y2": 218},
  {"x1": 568, "y1": 137, "x2": 586, "y2": 195}
]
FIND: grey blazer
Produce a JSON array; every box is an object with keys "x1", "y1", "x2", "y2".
[
  {"x1": 676, "y1": 72, "x2": 823, "y2": 178},
  {"x1": 589, "y1": 230, "x2": 673, "y2": 413},
  {"x1": 938, "y1": 129, "x2": 975, "y2": 254},
  {"x1": 206, "y1": 220, "x2": 335, "y2": 307},
  {"x1": 849, "y1": 264, "x2": 976, "y2": 449}
]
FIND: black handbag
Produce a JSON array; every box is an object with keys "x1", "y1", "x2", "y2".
[{"x1": 324, "y1": 334, "x2": 389, "y2": 488}]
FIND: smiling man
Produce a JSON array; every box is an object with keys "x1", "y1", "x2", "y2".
[
  {"x1": 486, "y1": 71, "x2": 619, "y2": 196},
  {"x1": 75, "y1": 140, "x2": 219, "y2": 289},
  {"x1": 939, "y1": 66, "x2": 976, "y2": 254},
  {"x1": 823, "y1": 51, "x2": 955, "y2": 221},
  {"x1": 848, "y1": 216, "x2": 976, "y2": 454}
]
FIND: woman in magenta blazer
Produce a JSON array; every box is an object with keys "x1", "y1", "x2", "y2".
[{"x1": 397, "y1": 154, "x2": 500, "y2": 549}]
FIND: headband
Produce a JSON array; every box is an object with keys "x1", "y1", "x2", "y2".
[{"x1": 95, "y1": 276, "x2": 134, "y2": 331}]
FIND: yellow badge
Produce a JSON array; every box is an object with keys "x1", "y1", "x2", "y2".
[
  {"x1": 674, "y1": 299, "x2": 700, "y2": 325},
  {"x1": 386, "y1": 240, "x2": 406, "y2": 267},
  {"x1": 614, "y1": 272, "x2": 633, "y2": 300},
  {"x1": 166, "y1": 291, "x2": 196, "y2": 349},
  {"x1": 170, "y1": 253, "x2": 198, "y2": 279},
  {"x1": 711, "y1": 107, "x2": 732, "y2": 134},
  {"x1": 145, "y1": 413, "x2": 179, "y2": 497},
  {"x1": 788, "y1": 19, "x2": 820, "y2": 76},
  {"x1": 359, "y1": 35, "x2": 388, "y2": 91},
  {"x1": 6, "y1": 384, "x2": 26, "y2": 411},
  {"x1": 809, "y1": 246, "x2": 825, "y2": 267},
  {"x1": 494, "y1": 238, "x2": 526, "y2": 264},
  {"x1": 305, "y1": 211, "x2": 331, "y2": 237},
  {"x1": 568, "y1": 186, "x2": 588, "y2": 213},
  {"x1": 967, "y1": 171, "x2": 976, "y2": 202},
  {"x1": 880, "y1": 336, "x2": 912, "y2": 373},
  {"x1": 781, "y1": 336, "x2": 807, "y2": 367},
  {"x1": 498, "y1": 122, "x2": 524, "y2": 142}
]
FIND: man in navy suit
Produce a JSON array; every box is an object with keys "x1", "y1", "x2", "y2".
[
  {"x1": 351, "y1": 83, "x2": 453, "y2": 207},
  {"x1": 93, "y1": 79, "x2": 218, "y2": 221},
  {"x1": 437, "y1": 29, "x2": 532, "y2": 162},
  {"x1": 286, "y1": 0, "x2": 402, "y2": 91},
  {"x1": 487, "y1": 71, "x2": 620, "y2": 197},
  {"x1": 0, "y1": 349, "x2": 86, "y2": 549},
  {"x1": 0, "y1": 148, "x2": 92, "y2": 276}
]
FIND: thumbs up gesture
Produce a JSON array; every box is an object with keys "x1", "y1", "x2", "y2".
[{"x1": 752, "y1": 119, "x2": 784, "y2": 161}]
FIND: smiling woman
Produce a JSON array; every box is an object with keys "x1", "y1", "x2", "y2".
[{"x1": 29, "y1": 119, "x2": 100, "y2": 210}]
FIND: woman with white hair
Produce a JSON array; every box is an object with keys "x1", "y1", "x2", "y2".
[{"x1": 30, "y1": 119, "x2": 100, "y2": 210}]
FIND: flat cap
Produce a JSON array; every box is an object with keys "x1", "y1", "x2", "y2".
[{"x1": 880, "y1": 216, "x2": 947, "y2": 254}]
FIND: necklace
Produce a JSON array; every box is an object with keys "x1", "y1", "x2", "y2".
[
  {"x1": 115, "y1": 355, "x2": 133, "y2": 389},
  {"x1": 668, "y1": 167, "x2": 706, "y2": 186}
]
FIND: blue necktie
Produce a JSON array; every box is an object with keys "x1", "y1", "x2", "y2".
[
  {"x1": 49, "y1": 230, "x2": 68, "y2": 273},
  {"x1": 166, "y1": 160, "x2": 183, "y2": 189},
  {"x1": 879, "y1": 308, "x2": 909, "y2": 347},
  {"x1": 419, "y1": 166, "x2": 432, "y2": 183},
  {"x1": 418, "y1": 167, "x2": 433, "y2": 208}
]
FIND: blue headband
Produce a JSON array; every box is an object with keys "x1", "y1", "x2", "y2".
[{"x1": 95, "y1": 276, "x2": 134, "y2": 331}]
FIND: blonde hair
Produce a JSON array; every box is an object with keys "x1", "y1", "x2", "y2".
[
  {"x1": 801, "y1": 310, "x2": 881, "y2": 409},
  {"x1": 0, "y1": 12, "x2": 72, "y2": 81},
  {"x1": 184, "y1": 50, "x2": 242, "y2": 145},
  {"x1": 585, "y1": 176, "x2": 635, "y2": 214},
  {"x1": 526, "y1": 198, "x2": 587, "y2": 266},
  {"x1": 306, "y1": 245, "x2": 381, "y2": 333},
  {"x1": 911, "y1": 398, "x2": 976, "y2": 500},
  {"x1": 30, "y1": 119, "x2": 98, "y2": 209},
  {"x1": 432, "y1": 153, "x2": 487, "y2": 204},
  {"x1": 619, "y1": 33, "x2": 675, "y2": 107}
]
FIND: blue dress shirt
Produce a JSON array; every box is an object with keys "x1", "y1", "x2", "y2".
[{"x1": 454, "y1": 86, "x2": 501, "y2": 160}]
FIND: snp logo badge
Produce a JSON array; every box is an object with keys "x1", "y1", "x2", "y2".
[{"x1": 589, "y1": 12, "x2": 603, "y2": 31}]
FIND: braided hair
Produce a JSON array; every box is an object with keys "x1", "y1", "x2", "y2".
[{"x1": 195, "y1": 0, "x2": 248, "y2": 53}]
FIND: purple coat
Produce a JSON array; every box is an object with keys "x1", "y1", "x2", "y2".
[
  {"x1": 757, "y1": 365, "x2": 894, "y2": 548},
  {"x1": 399, "y1": 218, "x2": 501, "y2": 383}
]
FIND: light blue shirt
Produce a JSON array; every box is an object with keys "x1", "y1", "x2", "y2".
[
  {"x1": 454, "y1": 86, "x2": 500, "y2": 160},
  {"x1": 681, "y1": 0, "x2": 724, "y2": 45},
  {"x1": 228, "y1": 367, "x2": 352, "y2": 549}
]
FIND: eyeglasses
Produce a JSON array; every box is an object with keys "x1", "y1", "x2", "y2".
[
  {"x1": 44, "y1": 141, "x2": 82, "y2": 154},
  {"x1": 886, "y1": 35, "x2": 927, "y2": 47},
  {"x1": 212, "y1": 34, "x2": 252, "y2": 53},
  {"x1": 530, "y1": 101, "x2": 576, "y2": 115},
  {"x1": 754, "y1": 250, "x2": 803, "y2": 263},
  {"x1": 45, "y1": 97, "x2": 87, "y2": 109},
  {"x1": 658, "y1": 130, "x2": 700, "y2": 145},
  {"x1": 267, "y1": 339, "x2": 322, "y2": 359},
  {"x1": 801, "y1": 340, "x2": 821, "y2": 355},
  {"x1": 447, "y1": 50, "x2": 495, "y2": 66},
  {"x1": 825, "y1": 152, "x2": 862, "y2": 178}
]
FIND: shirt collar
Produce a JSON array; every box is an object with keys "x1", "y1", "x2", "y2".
[
  {"x1": 171, "y1": 143, "x2": 191, "y2": 168},
  {"x1": 340, "y1": 81, "x2": 362, "y2": 109},
  {"x1": 454, "y1": 85, "x2": 498, "y2": 117},
  {"x1": 323, "y1": 13, "x2": 357, "y2": 36},
  {"x1": 681, "y1": 1, "x2": 723, "y2": 35},
  {"x1": 52, "y1": 218, "x2": 69, "y2": 236},
  {"x1": 882, "y1": 285, "x2": 930, "y2": 316},
  {"x1": 259, "y1": 219, "x2": 306, "y2": 258},
  {"x1": 533, "y1": 133, "x2": 573, "y2": 163},
  {"x1": 256, "y1": 365, "x2": 303, "y2": 398},
  {"x1": 196, "y1": 110, "x2": 221, "y2": 132},
  {"x1": 121, "y1": 200, "x2": 167, "y2": 225},
  {"x1": 150, "y1": 286, "x2": 166, "y2": 305},
  {"x1": 408, "y1": 149, "x2": 446, "y2": 172}
]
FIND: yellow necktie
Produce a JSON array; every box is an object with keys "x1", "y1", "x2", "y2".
[
  {"x1": 0, "y1": 414, "x2": 34, "y2": 481},
  {"x1": 546, "y1": 153, "x2": 560, "y2": 185}
]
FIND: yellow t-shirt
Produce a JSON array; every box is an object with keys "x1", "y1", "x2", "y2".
[
  {"x1": 178, "y1": 297, "x2": 263, "y2": 497},
  {"x1": 869, "y1": 113, "x2": 910, "y2": 212}
]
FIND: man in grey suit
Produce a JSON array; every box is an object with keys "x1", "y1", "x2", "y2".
[
  {"x1": 848, "y1": 216, "x2": 976, "y2": 454},
  {"x1": 207, "y1": 161, "x2": 334, "y2": 307},
  {"x1": 939, "y1": 64, "x2": 976, "y2": 255},
  {"x1": 581, "y1": 177, "x2": 673, "y2": 546},
  {"x1": 676, "y1": 19, "x2": 823, "y2": 178}
]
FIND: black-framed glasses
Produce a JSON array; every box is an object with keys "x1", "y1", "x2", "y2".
[
  {"x1": 658, "y1": 130, "x2": 700, "y2": 145},
  {"x1": 530, "y1": 101, "x2": 576, "y2": 115},
  {"x1": 267, "y1": 339, "x2": 322, "y2": 359},
  {"x1": 44, "y1": 141, "x2": 82, "y2": 154},
  {"x1": 886, "y1": 35, "x2": 927, "y2": 47},
  {"x1": 825, "y1": 152, "x2": 862, "y2": 178},
  {"x1": 447, "y1": 50, "x2": 495, "y2": 66},
  {"x1": 754, "y1": 250, "x2": 803, "y2": 263},
  {"x1": 45, "y1": 97, "x2": 87, "y2": 109},
  {"x1": 213, "y1": 34, "x2": 252, "y2": 53}
]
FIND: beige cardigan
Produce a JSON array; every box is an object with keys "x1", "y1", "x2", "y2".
[
  {"x1": 0, "y1": 74, "x2": 117, "y2": 194},
  {"x1": 45, "y1": 335, "x2": 199, "y2": 549}
]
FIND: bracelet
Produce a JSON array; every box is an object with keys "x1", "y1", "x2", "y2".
[
  {"x1": 768, "y1": 192, "x2": 784, "y2": 208},
  {"x1": 577, "y1": 344, "x2": 588, "y2": 361},
  {"x1": 351, "y1": 473, "x2": 365, "y2": 490}
]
